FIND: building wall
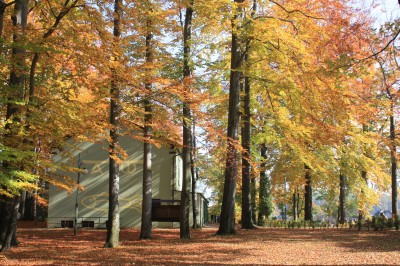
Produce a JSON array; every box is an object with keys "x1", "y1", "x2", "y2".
[{"x1": 48, "y1": 136, "x2": 178, "y2": 228}]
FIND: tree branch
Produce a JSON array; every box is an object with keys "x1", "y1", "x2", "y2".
[
  {"x1": 269, "y1": 0, "x2": 325, "y2": 20},
  {"x1": 360, "y1": 28, "x2": 400, "y2": 62}
]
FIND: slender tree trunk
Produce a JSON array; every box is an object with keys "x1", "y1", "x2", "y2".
[
  {"x1": 191, "y1": 120, "x2": 198, "y2": 229},
  {"x1": 357, "y1": 170, "x2": 367, "y2": 230},
  {"x1": 292, "y1": 192, "x2": 297, "y2": 221},
  {"x1": 304, "y1": 165, "x2": 312, "y2": 221},
  {"x1": 390, "y1": 100, "x2": 397, "y2": 218},
  {"x1": 297, "y1": 192, "x2": 301, "y2": 219},
  {"x1": 357, "y1": 125, "x2": 369, "y2": 230},
  {"x1": 217, "y1": 0, "x2": 244, "y2": 235},
  {"x1": 19, "y1": 191, "x2": 26, "y2": 219},
  {"x1": 33, "y1": 184, "x2": 38, "y2": 224},
  {"x1": 180, "y1": 0, "x2": 194, "y2": 239},
  {"x1": 140, "y1": 19, "x2": 154, "y2": 240},
  {"x1": 251, "y1": 175, "x2": 257, "y2": 224},
  {"x1": 240, "y1": 0, "x2": 257, "y2": 230},
  {"x1": 258, "y1": 144, "x2": 270, "y2": 225},
  {"x1": 339, "y1": 173, "x2": 345, "y2": 224},
  {"x1": 241, "y1": 74, "x2": 253, "y2": 229},
  {"x1": 104, "y1": 0, "x2": 121, "y2": 248}
]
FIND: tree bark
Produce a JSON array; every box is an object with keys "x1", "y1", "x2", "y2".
[
  {"x1": 358, "y1": 125, "x2": 369, "y2": 230},
  {"x1": 180, "y1": 0, "x2": 194, "y2": 239},
  {"x1": 104, "y1": 0, "x2": 121, "y2": 248},
  {"x1": 390, "y1": 101, "x2": 397, "y2": 218},
  {"x1": 140, "y1": 18, "x2": 153, "y2": 240},
  {"x1": 240, "y1": 0, "x2": 257, "y2": 230},
  {"x1": 304, "y1": 165, "x2": 312, "y2": 221},
  {"x1": 241, "y1": 74, "x2": 253, "y2": 229},
  {"x1": 339, "y1": 173, "x2": 345, "y2": 224},
  {"x1": 191, "y1": 120, "x2": 198, "y2": 229},
  {"x1": 357, "y1": 170, "x2": 367, "y2": 230},
  {"x1": 251, "y1": 176, "x2": 257, "y2": 224},
  {"x1": 1, "y1": 195, "x2": 20, "y2": 252},
  {"x1": 258, "y1": 144, "x2": 272, "y2": 225},
  {"x1": 19, "y1": 190, "x2": 26, "y2": 219},
  {"x1": 0, "y1": 0, "x2": 28, "y2": 252},
  {"x1": 217, "y1": 0, "x2": 244, "y2": 235},
  {"x1": 292, "y1": 191, "x2": 297, "y2": 221}
]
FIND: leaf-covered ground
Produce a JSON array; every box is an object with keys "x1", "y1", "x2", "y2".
[{"x1": 2, "y1": 222, "x2": 400, "y2": 265}]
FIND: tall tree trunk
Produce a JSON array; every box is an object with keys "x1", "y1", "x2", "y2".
[
  {"x1": 304, "y1": 165, "x2": 312, "y2": 221},
  {"x1": 217, "y1": 0, "x2": 244, "y2": 235},
  {"x1": 339, "y1": 173, "x2": 345, "y2": 224},
  {"x1": 180, "y1": 0, "x2": 194, "y2": 239},
  {"x1": 240, "y1": 0, "x2": 256, "y2": 230},
  {"x1": 241, "y1": 74, "x2": 253, "y2": 229},
  {"x1": 191, "y1": 120, "x2": 198, "y2": 229},
  {"x1": 104, "y1": 0, "x2": 121, "y2": 248},
  {"x1": 390, "y1": 100, "x2": 397, "y2": 218},
  {"x1": 0, "y1": 0, "x2": 29, "y2": 252},
  {"x1": 140, "y1": 18, "x2": 153, "y2": 240}
]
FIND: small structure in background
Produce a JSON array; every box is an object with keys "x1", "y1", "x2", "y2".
[{"x1": 48, "y1": 136, "x2": 208, "y2": 229}]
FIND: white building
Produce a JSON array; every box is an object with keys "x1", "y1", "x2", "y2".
[{"x1": 48, "y1": 136, "x2": 208, "y2": 229}]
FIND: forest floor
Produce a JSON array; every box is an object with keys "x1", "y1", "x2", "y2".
[{"x1": 1, "y1": 222, "x2": 400, "y2": 265}]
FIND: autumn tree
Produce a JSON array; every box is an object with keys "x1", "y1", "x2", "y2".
[
  {"x1": 140, "y1": 10, "x2": 154, "y2": 240},
  {"x1": 1, "y1": 0, "x2": 28, "y2": 252},
  {"x1": 104, "y1": 0, "x2": 122, "y2": 248},
  {"x1": 217, "y1": 0, "x2": 245, "y2": 235},
  {"x1": 180, "y1": 0, "x2": 194, "y2": 239}
]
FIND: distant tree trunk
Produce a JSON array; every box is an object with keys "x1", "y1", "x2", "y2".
[
  {"x1": 180, "y1": 0, "x2": 194, "y2": 239},
  {"x1": 297, "y1": 192, "x2": 301, "y2": 219},
  {"x1": 358, "y1": 125, "x2": 369, "y2": 230},
  {"x1": 258, "y1": 144, "x2": 272, "y2": 225},
  {"x1": 304, "y1": 165, "x2": 312, "y2": 221},
  {"x1": 217, "y1": 0, "x2": 244, "y2": 235},
  {"x1": 33, "y1": 185, "x2": 38, "y2": 224},
  {"x1": 292, "y1": 191, "x2": 297, "y2": 221},
  {"x1": 357, "y1": 170, "x2": 367, "y2": 230},
  {"x1": 390, "y1": 101, "x2": 397, "y2": 219},
  {"x1": 140, "y1": 19, "x2": 154, "y2": 240},
  {"x1": 339, "y1": 173, "x2": 345, "y2": 224},
  {"x1": 251, "y1": 175, "x2": 257, "y2": 224},
  {"x1": 104, "y1": 0, "x2": 121, "y2": 248},
  {"x1": 19, "y1": 191, "x2": 26, "y2": 219},
  {"x1": 191, "y1": 120, "x2": 198, "y2": 229}
]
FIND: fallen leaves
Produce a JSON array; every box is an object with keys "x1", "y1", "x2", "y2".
[{"x1": 3, "y1": 222, "x2": 400, "y2": 265}]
